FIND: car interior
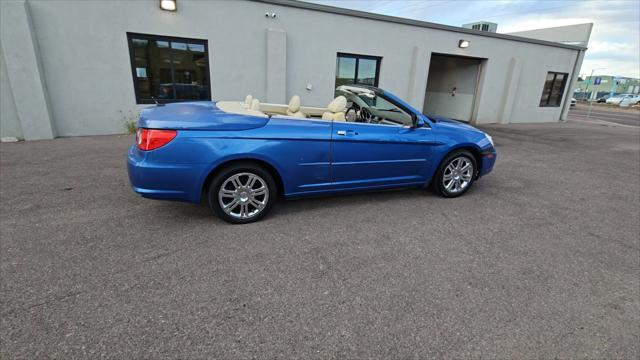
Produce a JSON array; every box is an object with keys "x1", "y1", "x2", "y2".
[
  {"x1": 216, "y1": 85, "x2": 415, "y2": 127},
  {"x1": 336, "y1": 86, "x2": 414, "y2": 127}
]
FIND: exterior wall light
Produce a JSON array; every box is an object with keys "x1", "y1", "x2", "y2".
[
  {"x1": 459, "y1": 40, "x2": 470, "y2": 48},
  {"x1": 160, "y1": 0, "x2": 177, "y2": 11}
]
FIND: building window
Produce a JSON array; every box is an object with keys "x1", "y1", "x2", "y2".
[
  {"x1": 335, "y1": 53, "x2": 381, "y2": 88},
  {"x1": 472, "y1": 24, "x2": 480, "y2": 30},
  {"x1": 539, "y1": 72, "x2": 568, "y2": 107},
  {"x1": 127, "y1": 33, "x2": 211, "y2": 104},
  {"x1": 481, "y1": 24, "x2": 489, "y2": 31}
]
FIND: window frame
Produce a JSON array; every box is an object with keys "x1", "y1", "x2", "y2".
[
  {"x1": 335, "y1": 52, "x2": 382, "y2": 88},
  {"x1": 126, "y1": 32, "x2": 212, "y2": 104},
  {"x1": 539, "y1": 71, "x2": 568, "y2": 107}
]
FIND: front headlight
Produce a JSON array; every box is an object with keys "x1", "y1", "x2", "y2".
[{"x1": 485, "y1": 133, "x2": 494, "y2": 147}]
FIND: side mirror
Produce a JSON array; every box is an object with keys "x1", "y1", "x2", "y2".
[{"x1": 414, "y1": 116, "x2": 425, "y2": 128}]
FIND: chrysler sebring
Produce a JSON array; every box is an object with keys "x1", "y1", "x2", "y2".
[{"x1": 127, "y1": 85, "x2": 496, "y2": 223}]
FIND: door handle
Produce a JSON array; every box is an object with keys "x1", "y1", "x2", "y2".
[{"x1": 337, "y1": 130, "x2": 357, "y2": 136}]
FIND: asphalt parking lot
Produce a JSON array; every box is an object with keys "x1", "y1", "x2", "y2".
[
  {"x1": 1, "y1": 119, "x2": 639, "y2": 358},
  {"x1": 570, "y1": 102, "x2": 640, "y2": 126}
]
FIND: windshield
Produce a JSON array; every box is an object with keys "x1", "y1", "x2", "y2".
[{"x1": 336, "y1": 87, "x2": 414, "y2": 127}]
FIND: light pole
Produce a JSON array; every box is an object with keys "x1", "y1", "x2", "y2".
[{"x1": 585, "y1": 67, "x2": 606, "y2": 118}]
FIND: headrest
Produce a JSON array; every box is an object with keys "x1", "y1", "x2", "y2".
[
  {"x1": 244, "y1": 95, "x2": 253, "y2": 107},
  {"x1": 327, "y1": 96, "x2": 347, "y2": 113},
  {"x1": 250, "y1": 98, "x2": 260, "y2": 111},
  {"x1": 288, "y1": 95, "x2": 301, "y2": 112}
]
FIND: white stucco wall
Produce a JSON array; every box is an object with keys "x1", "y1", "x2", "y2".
[
  {"x1": 0, "y1": 48, "x2": 23, "y2": 139},
  {"x1": 1, "y1": 0, "x2": 585, "y2": 138},
  {"x1": 0, "y1": 0, "x2": 55, "y2": 140}
]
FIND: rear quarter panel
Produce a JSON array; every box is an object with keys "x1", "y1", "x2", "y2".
[{"x1": 129, "y1": 116, "x2": 332, "y2": 203}]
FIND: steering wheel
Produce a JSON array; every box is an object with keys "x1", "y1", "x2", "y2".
[
  {"x1": 360, "y1": 107, "x2": 373, "y2": 123},
  {"x1": 345, "y1": 105, "x2": 359, "y2": 122}
]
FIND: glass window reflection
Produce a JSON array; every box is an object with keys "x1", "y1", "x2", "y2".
[
  {"x1": 539, "y1": 72, "x2": 567, "y2": 107},
  {"x1": 128, "y1": 33, "x2": 211, "y2": 104},
  {"x1": 334, "y1": 53, "x2": 381, "y2": 90}
]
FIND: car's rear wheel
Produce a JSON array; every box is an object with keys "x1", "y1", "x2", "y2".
[
  {"x1": 208, "y1": 164, "x2": 276, "y2": 224},
  {"x1": 434, "y1": 150, "x2": 477, "y2": 198}
]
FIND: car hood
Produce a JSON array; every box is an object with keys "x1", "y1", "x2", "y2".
[
  {"x1": 428, "y1": 114, "x2": 484, "y2": 134},
  {"x1": 138, "y1": 101, "x2": 269, "y2": 131}
]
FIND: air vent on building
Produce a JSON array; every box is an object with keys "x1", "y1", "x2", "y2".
[{"x1": 462, "y1": 21, "x2": 498, "y2": 33}]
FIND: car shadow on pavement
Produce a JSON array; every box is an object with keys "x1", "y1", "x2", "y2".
[
  {"x1": 149, "y1": 183, "x2": 495, "y2": 224},
  {"x1": 153, "y1": 186, "x2": 438, "y2": 223}
]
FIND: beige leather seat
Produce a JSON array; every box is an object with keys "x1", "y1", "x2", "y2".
[
  {"x1": 286, "y1": 95, "x2": 306, "y2": 118},
  {"x1": 250, "y1": 98, "x2": 261, "y2": 111},
  {"x1": 243, "y1": 95, "x2": 253, "y2": 109},
  {"x1": 322, "y1": 96, "x2": 347, "y2": 121}
]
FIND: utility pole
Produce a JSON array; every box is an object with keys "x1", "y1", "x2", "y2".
[{"x1": 586, "y1": 68, "x2": 606, "y2": 119}]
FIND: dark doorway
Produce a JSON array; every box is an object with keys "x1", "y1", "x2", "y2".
[{"x1": 423, "y1": 54, "x2": 483, "y2": 122}]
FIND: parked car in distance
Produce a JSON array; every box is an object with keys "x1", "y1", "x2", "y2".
[
  {"x1": 596, "y1": 95, "x2": 610, "y2": 103},
  {"x1": 606, "y1": 93, "x2": 639, "y2": 105},
  {"x1": 570, "y1": 98, "x2": 577, "y2": 107},
  {"x1": 619, "y1": 95, "x2": 640, "y2": 107},
  {"x1": 128, "y1": 85, "x2": 496, "y2": 224}
]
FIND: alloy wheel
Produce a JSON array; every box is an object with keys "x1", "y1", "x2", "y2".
[
  {"x1": 443, "y1": 156, "x2": 474, "y2": 194},
  {"x1": 218, "y1": 172, "x2": 269, "y2": 220}
]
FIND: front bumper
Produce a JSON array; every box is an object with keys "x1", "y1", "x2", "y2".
[{"x1": 478, "y1": 147, "x2": 497, "y2": 177}]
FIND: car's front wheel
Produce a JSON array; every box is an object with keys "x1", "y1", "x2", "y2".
[
  {"x1": 434, "y1": 150, "x2": 477, "y2": 198},
  {"x1": 208, "y1": 163, "x2": 276, "y2": 224}
]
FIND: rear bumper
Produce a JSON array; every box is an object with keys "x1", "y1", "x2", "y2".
[{"x1": 127, "y1": 145, "x2": 205, "y2": 203}]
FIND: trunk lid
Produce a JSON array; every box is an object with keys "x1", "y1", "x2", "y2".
[{"x1": 138, "y1": 101, "x2": 269, "y2": 131}]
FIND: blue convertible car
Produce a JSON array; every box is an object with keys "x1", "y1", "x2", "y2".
[{"x1": 128, "y1": 85, "x2": 496, "y2": 223}]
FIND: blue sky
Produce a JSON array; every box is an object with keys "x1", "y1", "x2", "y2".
[{"x1": 305, "y1": 0, "x2": 640, "y2": 78}]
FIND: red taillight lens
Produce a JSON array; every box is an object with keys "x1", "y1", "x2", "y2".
[{"x1": 136, "y1": 128, "x2": 177, "y2": 151}]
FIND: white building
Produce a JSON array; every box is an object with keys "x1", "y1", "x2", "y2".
[
  {"x1": 507, "y1": 23, "x2": 593, "y2": 48},
  {"x1": 0, "y1": 0, "x2": 591, "y2": 140}
]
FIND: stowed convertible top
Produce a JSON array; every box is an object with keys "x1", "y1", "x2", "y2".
[{"x1": 139, "y1": 101, "x2": 269, "y2": 131}]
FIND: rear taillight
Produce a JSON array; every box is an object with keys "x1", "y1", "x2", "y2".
[{"x1": 136, "y1": 128, "x2": 177, "y2": 151}]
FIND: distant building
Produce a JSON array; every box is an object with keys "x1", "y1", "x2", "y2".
[
  {"x1": 462, "y1": 21, "x2": 498, "y2": 33},
  {"x1": 507, "y1": 23, "x2": 592, "y2": 48},
  {"x1": 574, "y1": 76, "x2": 640, "y2": 100}
]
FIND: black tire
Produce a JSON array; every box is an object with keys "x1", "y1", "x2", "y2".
[
  {"x1": 433, "y1": 150, "x2": 477, "y2": 198},
  {"x1": 208, "y1": 163, "x2": 277, "y2": 224}
]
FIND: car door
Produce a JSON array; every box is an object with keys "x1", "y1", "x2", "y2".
[
  {"x1": 257, "y1": 115, "x2": 332, "y2": 196},
  {"x1": 331, "y1": 121, "x2": 435, "y2": 189}
]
